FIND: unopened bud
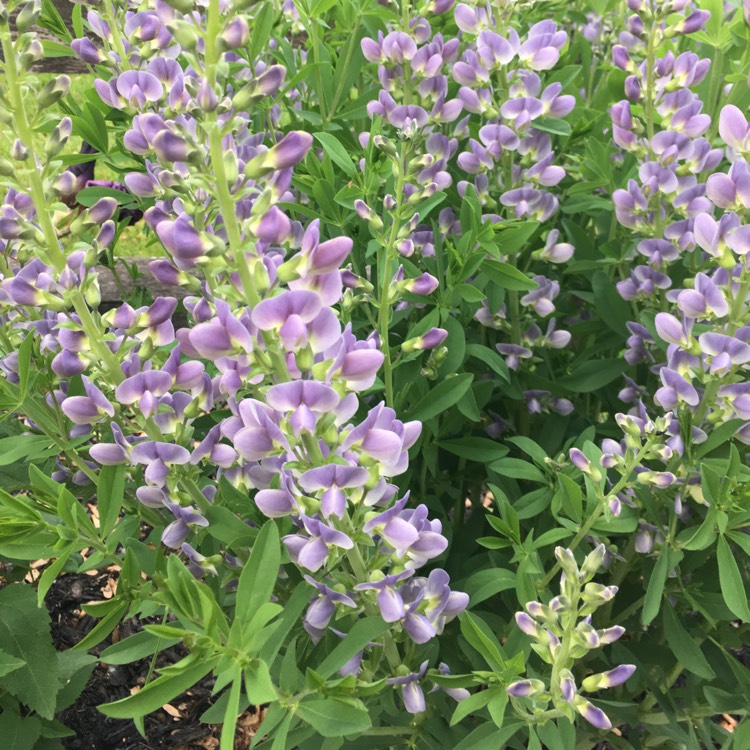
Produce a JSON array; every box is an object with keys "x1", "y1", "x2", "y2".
[
  {"x1": 373, "y1": 134, "x2": 398, "y2": 157},
  {"x1": 581, "y1": 664, "x2": 636, "y2": 692},
  {"x1": 168, "y1": 20, "x2": 199, "y2": 50},
  {"x1": 37, "y1": 75, "x2": 71, "y2": 110},
  {"x1": 581, "y1": 544, "x2": 606, "y2": 580},
  {"x1": 15, "y1": 0, "x2": 41, "y2": 32},
  {"x1": 10, "y1": 139, "x2": 29, "y2": 161}
]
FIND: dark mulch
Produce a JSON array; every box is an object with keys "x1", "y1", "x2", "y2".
[{"x1": 46, "y1": 571, "x2": 263, "y2": 750}]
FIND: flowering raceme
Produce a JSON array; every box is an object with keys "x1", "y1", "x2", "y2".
[{"x1": 0, "y1": 0, "x2": 470, "y2": 725}]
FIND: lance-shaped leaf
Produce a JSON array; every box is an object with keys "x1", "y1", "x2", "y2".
[{"x1": 229, "y1": 520, "x2": 281, "y2": 648}]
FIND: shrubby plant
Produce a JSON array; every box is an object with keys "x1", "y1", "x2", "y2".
[{"x1": 0, "y1": 0, "x2": 749, "y2": 747}]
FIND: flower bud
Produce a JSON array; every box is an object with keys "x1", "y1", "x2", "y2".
[
  {"x1": 45, "y1": 117, "x2": 73, "y2": 158},
  {"x1": 404, "y1": 272, "x2": 439, "y2": 296},
  {"x1": 84, "y1": 279, "x2": 101, "y2": 308},
  {"x1": 373, "y1": 134, "x2": 398, "y2": 157},
  {"x1": 37, "y1": 75, "x2": 71, "y2": 110},
  {"x1": 15, "y1": 0, "x2": 41, "y2": 32},
  {"x1": 515, "y1": 611, "x2": 540, "y2": 637},
  {"x1": 554, "y1": 547, "x2": 579, "y2": 579},
  {"x1": 559, "y1": 669, "x2": 577, "y2": 703},
  {"x1": 10, "y1": 139, "x2": 29, "y2": 161},
  {"x1": 581, "y1": 664, "x2": 636, "y2": 692},
  {"x1": 574, "y1": 697, "x2": 612, "y2": 730},
  {"x1": 168, "y1": 20, "x2": 199, "y2": 50},
  {"x1": 581, "y1": 544, "x2": 606, "y2": 581},
  {"x1": 0, "y1": 156, "x2": 13, "y2": 176},
  {"x1": 354, "y1": 200, "x2": 384, "y2": 232},
  {"x1": 506, "y1": 679, "x2": 546, "y2": 698},
  {"x1": 265, "y1": 131, "x2": 313, "y2": 169},
  {"x1": 219, "y1": 17, "x2": 249, "y2": 50},
  {"x1": 612, "y1": 45, "x2": 632, "y2": 71}
]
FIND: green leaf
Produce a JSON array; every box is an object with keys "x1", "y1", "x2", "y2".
[
  {"x1": 662, "y1": 604, "x2": 715, "y2": 679},
  {"x1": 493, "y1": 221, "x2": 540, "y2": 256},
  {"x1": 453, "y1": 721, "x2": 525, "y2": 750},
  {"x1": 71, "y1": 599, "x2": 129, "y2": 653},
  {"x1": 489, "y1": 458, "x2": 546, "y2": 483},
  {"x1": 0, "y1": 649, "x2": 25, "y2": 678},
  {"x1": 204, "y1": 505, "x2": 258, "y2": 547},
  {"x1": 100, "y1": 631, "x2": 182, "y2": 665},
  {"x1": 230, "y1": 520, "x2": 280, "y2": 646},
  {"x1": 0, "y1": 435, "x2": 57, "y2": 466},
  {"x1": 75, "y1": 187, "x2": 135, "y2": 207},
  {"x1": 244, "y1": 659, "x2": 276, "y2": 704},
  {"x1": 56, "y1": 651, "x2": 96, "y2": 712},
  {"x1": 296, "y1": 699, "x2": 371, "y2": 738},
  {"x1": 557, "y1": 474, "x2": 582, "y2": 523},
  {"x1": 482, "y1": 260, "x2": 538, "y2": 291},
  {"x1": 592, "y1": 271, "x2": 630, "y2": 337},
  {"x1": 457, "y1": 568, "x2": 516, "y2": 606},
  {"x1": 313, "y1": 132, "x2": 358, "y2": 178},
  {"x1": 438, "y1": 437, "x2": 509, "y2": 463},
  {"x1": 642, "y1": 547, "x2": 674, "y2": 625},
  {"x1": 557, "y1": 359, "x2": 629, "y2": 393},
  {"x1": 0, "y1": 712, "x2": 42, "y2": 750},
  {"x1": 459, "y1": 612, "x2": 505, "y2": 671},
  {"x1": 718, "y1": 535, "x2": 750, "y2": 622},
  {"x1": 316, "y1": 616, "x2": 390, "y2": 679},
  {"x1": 248, "y1": 2, "x2": 276, "y2": 61},
  {"x1": 532, "y1": 117, "x2": 572, "y2": 136},
  {"x1": 404, "y1": 373, "x2": 474, "y2": 422},
  {"x1": 40, "y1": 0, "x2": 72, "y2": 40},
  {"x1": 465, "y1": 344, "x2": 510, "y2": 382},
  {"x1": 416, "y1": 191, "x2": 447, "y2": 223},
  {"x1": 259, "y1": 582, "x2": 311, "y2": 665},
  {"x1": 696, "y1": 419, "x2": 746, "y2": 457},
  {"x1": 37, "y1": 547, "x2": 74, "y2": 607},
  {"x1": 99, "y1": 654, "x2": 216, "y2": 719},
  {"x1": 449, "y1": 688, "x2": 494, "y2": 726},
  {"x1": 95, "y1": 465, "x2": 124, "y2": 536},
  {"x1": 0, "y1": 585, "x2": 60, "y2": 719},
  {"x1": 40, "y1": 39, "x2": 76, "y2": 58}
]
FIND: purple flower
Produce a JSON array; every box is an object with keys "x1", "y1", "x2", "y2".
[
  {"x1": 61, "y1": 377, "x2": 114, "y2": 425},
  {"x1": 719, "y1": 105, "x2": 750, "y2": 152},
  {"x1": 283, "y1": 516, "x2": 354, "y2": 572},
  {"x1": 355, "y1": 570, "x2": 413, "y2": 623},
  {"x1": 298, "y1": 464, "x2": 369, "y2": 519},
  {"x1": 302, "y1": 575, "x2": 357, "y2": 642},
  {"x1": 162, "y1": 502, "x2": 209, "y2": 548},
  {"x1": 654, "y1": 367, "x2": 699, "y2": 410},
  {"x1": 387, "y1": 661, "x2": 429, "y2": 714}
]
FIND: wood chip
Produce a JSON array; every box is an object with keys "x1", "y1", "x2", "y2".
[{"x1": 162, "y1": 703, "x2": 182, "y2": 719}]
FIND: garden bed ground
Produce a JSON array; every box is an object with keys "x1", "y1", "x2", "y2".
[{"x1": 46, "y1": 572, "x2": 264, "y2": 750}]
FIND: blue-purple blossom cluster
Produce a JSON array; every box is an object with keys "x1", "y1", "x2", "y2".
[{"x1": 0, "y1": 0, "x2": 471, "y2": 714}]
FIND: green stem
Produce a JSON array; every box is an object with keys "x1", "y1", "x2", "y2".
[
  {"x1": 102, "y1": 0, "x2": 131, "y2": 70},
  {"x1": 309, "y1": 22, "x2": 328, "y2": 121},
  {"x1": 541, "y1": 443, "x2": 652, "y2": 589},
  {"x1": 644, "y1": 24, "x2": 657, "y2": 144},
  {"x1": 377, "y1": 151, "x2": 408, "y2": 408},
  {"x1": 549, "y1": 580, "x2": 579, "y2": 704}
]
